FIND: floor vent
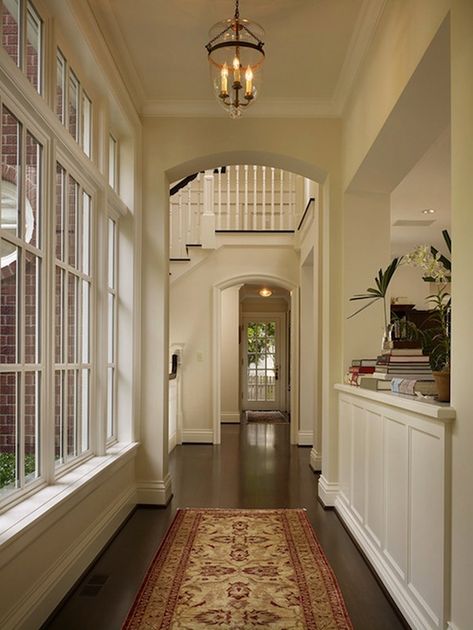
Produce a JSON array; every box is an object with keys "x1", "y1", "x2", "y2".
[{"x1": 79, "y1": 574, "x2": 109, "y2": 597}]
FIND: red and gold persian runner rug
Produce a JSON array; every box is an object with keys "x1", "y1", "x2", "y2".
[{"x1": 123, "y1": 509, "x2": 352, "y2": 629}]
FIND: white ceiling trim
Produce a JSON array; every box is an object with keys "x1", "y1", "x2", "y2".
[
  {"x1": 142, "y1": 97, "x2": 338, "y2": 119},
  {"x1": 332, "y1": 0, "x2": 388, "y2": 115},
  {"x1": 86, "y1": 0, "x2": 146, "y2": 111}
]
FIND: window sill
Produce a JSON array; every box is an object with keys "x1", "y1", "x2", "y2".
[{"x1": 0, "y1": 442, "x2": 138, "y2": 569}]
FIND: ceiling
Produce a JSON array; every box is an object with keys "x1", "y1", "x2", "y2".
[
  {"x1": 391, "y1": 128, "x2": 451, "y2": 257},
  {"x1": 88, "y1": 0, "x2": 385, "y2": 116}
]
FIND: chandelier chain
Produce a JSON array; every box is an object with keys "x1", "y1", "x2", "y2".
[{"x1": 235, "y1": 0, "x2": 240, "y2": 20}]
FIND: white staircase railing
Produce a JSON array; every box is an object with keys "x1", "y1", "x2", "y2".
[{"x1": 170, "y1": 165, "x2": 308, "y2": 259}]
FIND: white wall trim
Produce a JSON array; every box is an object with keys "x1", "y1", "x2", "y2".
[
  {"x1": 181, "y1": 430, "x2": 214, "y2": 444},
  {"x1": 136, "y1": 473, "x2": 173, "y2": 505},
  {"x1": 0, "y1": 485, "x2": 136, "y2": 630},
  {"x1": 221, "y1": 412, "x2": 241, "y2": 423},
  {"x1": 310, "y1": 448, "x2": 322, "y2": 472},
  {"x1": 335, "y1": 497, "x2": 435, "y2": 630},
  {"x1": 447, "y1": 623, "x2": 460, "y2": 630},
  {"x1": 318, "y1": 475, "x2": 339, "y2": 507},
  {"x1": 297, "y1": 430, "x2": 314, "y2": 446},
  {"x1": 168, "y1": 432, "x2": 177, "y2": 452}
]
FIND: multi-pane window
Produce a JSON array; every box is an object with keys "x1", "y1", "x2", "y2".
[
  {"x1": 55, "y1": 50, "x2": 92, "y2": 157},
  {"x1": 54, "y1": 165, "x2": 92, "y2": 466},
  {"x1": 106, "y1": 218, "x2": 117, "y2": 441},
  {"x1": 1, "y1": 0, "x2": 43, "y2": 94},
  {"x1": 108, "y1": 134, "x2": 117, "y2": 191},
  {"x1": 0, "y1": 105, "x2": 43, "y2": 496}
]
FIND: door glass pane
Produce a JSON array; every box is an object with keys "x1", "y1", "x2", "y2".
[
  {"x1": 2, "y1": 0, "x2": 20, "y2": 67},
  {"x1": 55, "y1": 266, "x2": 64, "y2": 363},
  {"x1": 56, "y1": 50, "x2": 66, "y2": 122},
  {"x1": 67, "y1": 273, "x2": 77, "y2": 364},
  {"x1": 26, "y1": 2, "x2": 42, "y2": 93},
  {"x1": 24, "y1": 371, "x2": 39, "y2": 482},
  {"x1": 107, "y1": 366, "x2": 113, "y2": 439},
  {"x1": 81, "y1": 369, "x2": 89, "y2": 452},
  {"x1": 1, "y1": 107, "x2": 21, "y2": 240},
  {"x1": 246, "y1": 321, "x2": 277, "y2": 404},
  {"x1": 0, "y1": 372, "x2": 18, "y2": 493},
  {"x1": 68, "y1": 176, "x2": 78, "y2": 268},
  {"x1": 24, "y1": 254, "x2": 40, "y2": 363},
  {"x1": 66, "y1": 369, "x2": 76, "y2": 457},
  {"x1": 0, "y1": 242, "x2": 19, "y2": 363},
  {"x1": 81, "y1": 280, "x2": 89, "y2": 363},
  {"x1": 54, "y1": 369, "x2": 63, "y2": 463},
  {"x1": 25, "y1": 132, "x2": 41, "y2": 249},
  {"x1": 82, "y1": 93, "x2": 91, "y2": 157},
  {"x1": 55, "y1": 164, "x2": 65, "y2": 261},
  {"x1": 81, "y1": 192, "x2": 90, "y2": 275},
  {"x1": 68, "y1": 71, "x2": 79, "y2": 141}
]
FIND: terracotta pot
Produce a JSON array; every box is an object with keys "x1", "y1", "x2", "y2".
[{"x1": 433, "y1": 370, "x2": 450, "y2": 403}]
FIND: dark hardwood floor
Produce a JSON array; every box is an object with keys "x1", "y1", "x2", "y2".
[{"x1": 45, "y1": 423, "x2": 408, "y2": 630}]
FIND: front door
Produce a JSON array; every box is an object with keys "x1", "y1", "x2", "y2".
[{"x1": 242, "y1": 317, "x2": 282, "y2": 411}]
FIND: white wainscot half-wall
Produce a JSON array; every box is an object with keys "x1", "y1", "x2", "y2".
[{"x1": 334, "y1": 385, "x2": 454, "y2": 630}]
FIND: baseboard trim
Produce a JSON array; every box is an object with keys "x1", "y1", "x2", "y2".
[
  {"x1": 310, "y1": 448, "x2": 322, "y2": 472},
  {"x1": 318, "y1": 475, "x2": 339, "y2": 507},
  {"x1": 169, "y1": 432, "x2": 177, "y2": 453},
  {"x1": 181, "y1": 429, "x2": 214, "y2": 443},
  {"x1": 221, "y1": 412, "x2": 240, "y2": 423},
  {"x1": 0, "y1": 486, "x2": 136, "y2": 630},
  {"x1": 136, "y1": 473, "x2": 173, "y2": 505},
  {"x1": 335, "y1": 497, "x2": 437, "y2": 630},
  {"x1": 297, "y1": 430, "x2": 313, "y2": 446}
]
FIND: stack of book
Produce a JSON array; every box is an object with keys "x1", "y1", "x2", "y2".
[
  {"x1": 373, "y1": 348, "x2": 434, "y2": 381},
  {"x1": 346, "y1": 358, "x2": 376, "y2": 386},
  {"x1": 390, "y1": 378, "x2": 437, "y2": 396}
]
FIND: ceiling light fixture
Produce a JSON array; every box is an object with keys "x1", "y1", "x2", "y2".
[
  {"x1": 422, "y1": 209, "x2": 435, "y2": 214},
  {"x1": 205, "y1": 0, "x2": 265, "y2": 119},
  {"x1": 259, "y1": 288, "x2": 272, "y2": 298}
]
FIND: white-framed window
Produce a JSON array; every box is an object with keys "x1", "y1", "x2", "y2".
[
  {"x1": 54, "y1": 164, "x2": 92, "y2": 468},
  {"x1": 0, "y1": 103, "x2": 43, "y2": 500},
  {"x1": 108, "y1": 134, "x2": 117, "y2": 191},
  {"x1": 1, "y1": 0, "x2": 43, "y2": 94},
  {"x1": 106, "y1": 216, "x2": 117, "y2": 442},
  {"x1": 55, "y1": 48, "x2": 93, "y2": 158}
]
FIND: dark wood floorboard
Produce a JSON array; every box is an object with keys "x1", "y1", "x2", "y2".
[{"x1": 45, "y1": 423, "x2": 408, "y2": 630}]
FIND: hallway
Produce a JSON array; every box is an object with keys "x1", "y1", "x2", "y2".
[{"x1": 46, "y1": 424, "x2": 407, "y2": 630}]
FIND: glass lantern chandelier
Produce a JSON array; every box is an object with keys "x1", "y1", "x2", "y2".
[{"x1": 205, "y1": 0, "x2": 265, "y2": 118}]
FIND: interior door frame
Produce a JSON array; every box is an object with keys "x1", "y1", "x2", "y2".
[
  {"x1": 213, "y1": 275, "x2": 299, "y2": 446},
  {"x1": 241, "y1": 313, "x2": 287, "y2": 412}
]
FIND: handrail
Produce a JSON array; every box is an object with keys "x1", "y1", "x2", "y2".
[
  {"x1": 169, "y1": 167, "x2": 226, "y2": 197},
  {"x1": 169, "y1": 353, "x2": 178, "y2": 380},
  {"x1": 297, "y1": 197, "x2": 315, "y2": 232}
]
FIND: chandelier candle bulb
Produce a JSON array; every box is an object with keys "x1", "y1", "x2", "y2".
[
  {"x1": 245, "y1": 66, "x2": 253, "y2": 95},
  {"x1": 221, "y1": 63, "x2": 229, "y2": 94},
  {"x1": 233, "y1": 56, "x2": 241, "y2": 83}
]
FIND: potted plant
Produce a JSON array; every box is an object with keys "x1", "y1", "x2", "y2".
[{"x1": 404, "y1": 230, "x2": 451, "y2": 401}]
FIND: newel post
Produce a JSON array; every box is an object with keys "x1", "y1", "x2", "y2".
[{"x1": 201, "y1": 169, "x2": 216, "y2": 248}]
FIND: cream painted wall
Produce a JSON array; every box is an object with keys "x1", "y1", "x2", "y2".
[
  {"x1": 299, "y1": 259, "x2": 314, "y2": 444},
  {"x1": 450, "y1": 2, "x2": 473, "y2": 627},
  {"x1": 141, "y1": 115, "x2": 343, "y2": 489},
  {"x1": 0, "y1": 458, "x2": 136, "y2": 629},
  {"x1": 343, "y1": 192, "x2": 391, "y2": 370},
  {"x1": 343, "y1": 0, "x2": 450, "y2": 189},
  {"x1": 220, "y1": 285, "x2": 240, "y2": 422},
  {"x1": 169, "y1": 246, "x2": 299, "y2": 438}
]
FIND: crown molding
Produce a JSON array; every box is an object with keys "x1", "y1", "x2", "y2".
[
  {"x1": 142, "y1": 97, "x2": 338, "y2": 119},
  {"x1": 85, "y1": 0, "x2": 146, "y2": 112},
  {"x1": 332, "y1": 0, "x2": 388, "y2": 115}
]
